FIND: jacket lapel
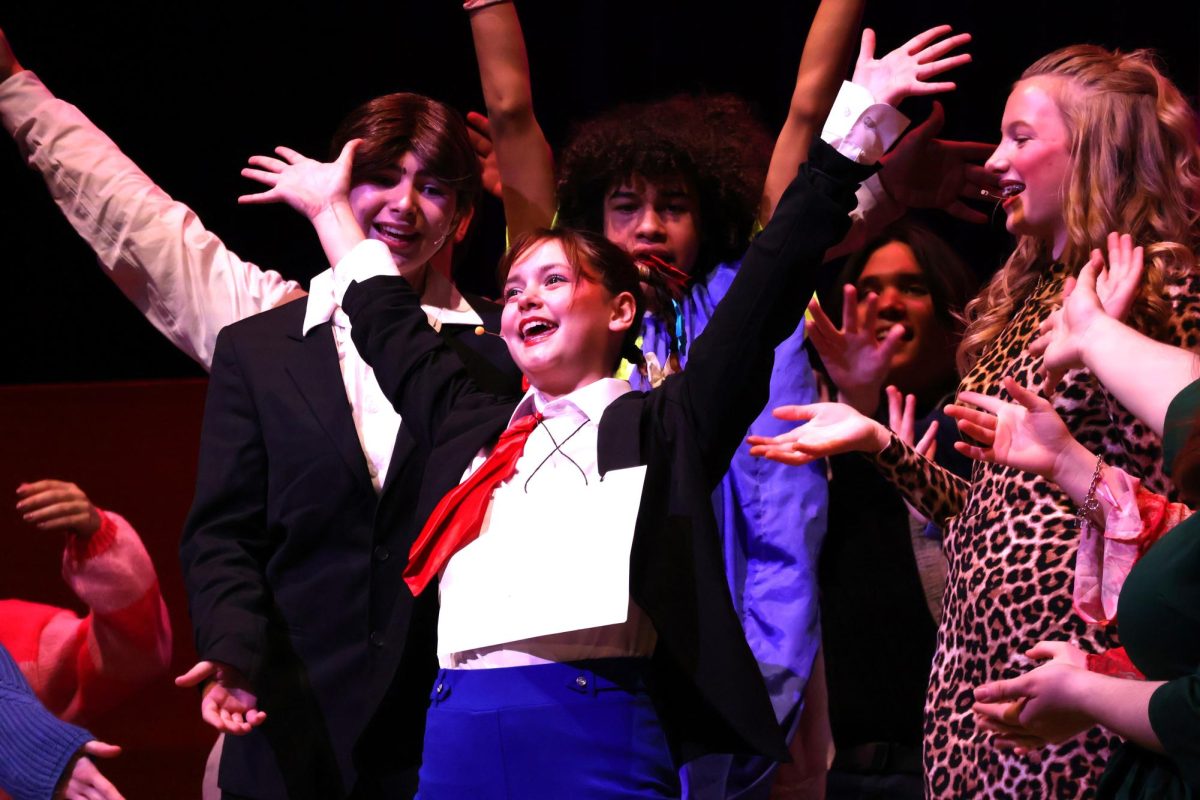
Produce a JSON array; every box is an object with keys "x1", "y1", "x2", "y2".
[{"x1": 284, "y1": 321, "x2": 373, "y2": 486}]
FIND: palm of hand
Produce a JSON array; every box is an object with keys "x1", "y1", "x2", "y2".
[
  {"x1": 823, "y1": 328, "x2": 892, "y2": 393},
  {"x1": 787, "y1": 403, "x2": 879, "y2": 457},
  {"x1": 273, "y1": 158, "x2": 352, "y2": 219},
  {"x1": 990, "y1": 398, "x2": 1072, "y2": 478},
  {"x1": 882, "y1": 138, "x2": 959, "y2": 209}
]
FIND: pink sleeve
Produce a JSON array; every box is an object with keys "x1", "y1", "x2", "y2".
[
  {"x1": 25, "y1": 510, "x2": 173, "y2": 723},
  {"x1": 1074, "y1": 468, "x2": 1192, "y2": 625}
]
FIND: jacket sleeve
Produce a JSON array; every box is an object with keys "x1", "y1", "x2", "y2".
[{"x1": 179, "y1": 327, "x2": 273, "y2": 683}]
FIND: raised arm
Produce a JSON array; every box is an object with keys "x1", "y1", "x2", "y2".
[
  {"x1": 465, "y1": 1, "x2": 556, "y2": 236},
  {"x1": 759, "y1": 0, "x2": 864, "y2": 225},
  {"x1": 1032, "y1": 234, "x2": 1200, "y2": 435},
  {"x1": 0, "y1": 28, "x2": 304, "y2": 371}
]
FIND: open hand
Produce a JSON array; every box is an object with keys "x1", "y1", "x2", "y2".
[
  {"x1": 56, "y1": 741, "x2": 124, "y2": 800},
  {"x1": 946, "y1": 376, "x2": 1072, "y2": 479},
  {"x1": 808, "y1": 288, "x2": 904, "y2": 415},
  {"x1": 176, "y1": 660, "x2": 266, "y2": 735},
  {"x1": 851, "y1": 25, "x2": 971, "y2": 108},
  {"x1": 880, "y1": 102, "x2": 998, "y2": 223},
  {"x1": 240, "y1": 140, "x2": 360, "y2": 222},
  {"x1": 1031, "y1": 232, "x2": 1143, "y2": 390},
  {"x1": 747, "y1": 402, "x2": 889, "y2": 466}
]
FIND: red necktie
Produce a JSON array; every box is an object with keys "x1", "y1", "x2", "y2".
[{"x1": 403, "y1": 413, "x2": 542, "y2": 595}]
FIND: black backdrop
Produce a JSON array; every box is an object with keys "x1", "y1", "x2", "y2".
[{"x1": 2, "y1": 1, "x2": 1196, "y2": 384}]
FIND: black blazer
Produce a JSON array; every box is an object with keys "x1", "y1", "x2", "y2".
[
  {"x1": 344, "y1": 140, "x2": 874, "y2": 765},
  {"x1": 180, "y1": 291, "x2": 519, "y2": 800}
]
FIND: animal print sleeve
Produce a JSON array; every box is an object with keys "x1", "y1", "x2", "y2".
[{"x1": 870, "y1": 431, "x2": 970, "y2": 526}]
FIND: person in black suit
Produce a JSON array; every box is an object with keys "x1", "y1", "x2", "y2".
[
  {"x1": 177, "y1": 93, "x2": 521, "y2": 800},
  {"x1": 322, "y1": 137, "x2": 873, "y2": 797}
]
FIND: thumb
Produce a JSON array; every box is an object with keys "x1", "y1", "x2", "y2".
[
  {"x1": 175, "y1": 660, "x2": 217, "y2": 687},
  {"x1": 856, "y1": 28, "x2": 876, "y2": 68},
  {"x1": 974, "y1": 676, "x2": 1027, "y2": 704},
  {"x1": 336, "y1": 138, "x2": 362, "y2": 168},
  {"x1": 910, "y1": 101, "x2": 946, "y2": 143},
  {"x1": 82, "y1": 740, "x2": 122, "y2": 759},
  {"x1": 771, "y1": 404, "x2": 818, "y2": 423}
]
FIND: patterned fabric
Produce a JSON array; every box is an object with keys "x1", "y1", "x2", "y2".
[{"x1": 873, "y1": 261, "x2": 1200, "y2": 798}]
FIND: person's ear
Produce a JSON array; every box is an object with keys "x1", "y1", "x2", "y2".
[
  {"x1": 452, "y1": 205, "x2": 475, "y2": 243},
  {"x1": 608, "y1": 291, "x2": 638, "y2": 333}
]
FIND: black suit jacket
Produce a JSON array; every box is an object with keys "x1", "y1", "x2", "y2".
[
  {"x1": 180, "y1": 291, "x2": 519, "y2": 800},
  {"x1": 344, "y1": 140, "x2": 874, "y2": 765}
]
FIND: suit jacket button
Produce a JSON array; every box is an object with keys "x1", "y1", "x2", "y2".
[
  {"x1": 374, "y1": 545, "x2": 390, "y2": 562},
  {"x1": 370, "y1": 631, "x2": 384, "y2": 647},
  {"x1": 575, "y1": 676, "x2": 588, "y2": 688}
]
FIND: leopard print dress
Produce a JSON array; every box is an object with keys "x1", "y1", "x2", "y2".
[{"x1": 873, "y1": 261, "x2": 1200, "y2": 798}]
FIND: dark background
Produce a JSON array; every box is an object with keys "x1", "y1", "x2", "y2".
[{"x1": 1, "y1": 1, "x2": 1196, "y2": 384}]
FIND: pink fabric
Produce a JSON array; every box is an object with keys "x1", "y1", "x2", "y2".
[
  {"x1": 0, "y1": 509, "x2": 172, "y2": 723},
  {"x1": 1074, "y1": 468, "x2": 1191, "y2": 624}
]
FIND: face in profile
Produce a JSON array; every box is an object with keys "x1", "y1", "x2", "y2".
[
  {"x1": 348, "y1": 151, "x2": 466, "y2": 276},
  {"x1": 854, "y1": 241, "x2": 956, "y2": 395},
  {"x1": 500, "y1": 239, "x2": 636, "y2": 398},
  {"x1": 985, "y1": 76, "x2": 1074, "y2": 257},
  {"x1": 602, "y1": 174, "x2": 701, "y2": 275}
]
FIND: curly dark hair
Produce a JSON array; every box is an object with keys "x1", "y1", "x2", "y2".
[{"x1": 555, "y1": 94, "x2": 773, "y2": 277}]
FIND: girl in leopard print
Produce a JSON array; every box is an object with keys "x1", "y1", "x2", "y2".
[{"x1": 749, "y1": 44, "x2": 1200, "y2": 798}]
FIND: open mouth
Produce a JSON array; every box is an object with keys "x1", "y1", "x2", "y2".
[
  {"x1": 876, "y1": 324, "x2": 914, "y2": 343},
  {"x1": 520, "y1": 318, "x2": 558, "y2": 344},
  {"x1": 979, "y1": 183, "x2": 1026, "y2": 202},
  {"x1": 373, "y1": 222, "x2": 420, "y2": 247}
]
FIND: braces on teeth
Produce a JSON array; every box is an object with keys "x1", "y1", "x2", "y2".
[{"x1": 979, "y1": 183, "x2": 1025, "y2": 201}]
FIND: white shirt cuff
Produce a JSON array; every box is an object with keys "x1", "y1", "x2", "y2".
[
  {"x1": 821, "y1": 81, "x2": 910, "y2": 165},
  {"x1": 334, "y1": 239, "x2": 400, "y2": 306}
]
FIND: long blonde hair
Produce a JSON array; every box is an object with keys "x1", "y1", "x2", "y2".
[{"x1": 957, "y1": 45, "x2": 1200, "y2": 373}]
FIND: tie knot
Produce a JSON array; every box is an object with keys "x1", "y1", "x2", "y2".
[{"x1": 502, "y1": 412, "x2": 542, "y2": 441}]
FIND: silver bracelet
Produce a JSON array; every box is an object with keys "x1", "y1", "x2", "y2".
[{"x1": 1076, "y1": 453, "x2": 1105, "y2": 527}]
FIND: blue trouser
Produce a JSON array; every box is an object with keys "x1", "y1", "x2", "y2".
[{"x1": 417, "y1": 658, "x2": 679, "y2": 799}]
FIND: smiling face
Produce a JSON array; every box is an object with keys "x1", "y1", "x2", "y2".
[
  {"x1": 854, "y1": 241, "x2": 956, "y2": 396},
  {"x1": 602, "y1": 174, "x2": 701, "y2": 275},
  {"x1": 985, "y1": 77, "x2": 1074, "y2": 257},
  {"x1": 500, "y1": 238, "x2": 637, "y2": 398},
  {"x1": 347, "y1": 151, "x2": 468, "y2": 279}
]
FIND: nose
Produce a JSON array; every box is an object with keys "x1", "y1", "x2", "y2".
[
  {"x1": 383, "y1": 180, "x2": 418, "y2": 215},
  {"x1": 516, "y1": 283, "x2": 542, "y2": 310},
  {"x1": 635, "y1": 207, "x2": 667, "y2": 240},
  {"x1": 984, "y1": 143, "x2": 1008, "y2": 175},
  {"x1": 875, "y1": 286, "x2": 906, "y2": 319}
]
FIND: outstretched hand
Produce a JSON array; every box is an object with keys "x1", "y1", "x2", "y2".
[
  {"x1": 879, "y1": 102, "x2": 999, "y2": 223},
  {"x1": 466, "y1": 111, "x2": 503, "y2": 199},
  {"x1": 747, "y1": 403, "x2": 889, "y2": 466},
  {"x1": 851, "y1": 25, "x2": 971, "y2": 108},
  {"x1": 1030, "y1": 232, "x2": 1144, "y2": 391},
  {"x1": 176, "y1": 660, "x2": 266, "y2": 735},
  {"x1": 0, "y1": 27, "x2": 24, "y2": 83},
  {"x1": 946, "y1": 376, "x2": 1073, "y2": 480},
  {"x1": 808, "y1": 289, "x2": 904, "y2": 415},
  {"x1": 56, "y1": 741, "x2": 124, "y2": 800},
  {"x1": 240, "y1": 140, "x2": 360, "y2": 222},
  {"x1": 16, "y1": 479, "x2": 102, "y2": 537}
]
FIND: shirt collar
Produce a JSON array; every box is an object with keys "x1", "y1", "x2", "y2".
[
  {"x1": 302, "y1": 268, "x2": 340, "y2": 335},
  {"x1": 509, "y1": 378, "x2": 633, "y2": 427},
  {"x1": 301, "y1": 266, "x2": 484, "y2": 337}
]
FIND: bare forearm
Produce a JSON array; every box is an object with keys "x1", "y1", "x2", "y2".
[
  {"x1": 760, "y1": 0, "x2": 864, "y2": 225},
  {"x1": 1072, "y1": 671, "x2": 1165, "y2": 752},
  {"x1": 1080, "y1": 315, "x2": 1200, "y2": 436},
  {"x1": 468, "y1": 1, "x2": 556, "y2": 234}
]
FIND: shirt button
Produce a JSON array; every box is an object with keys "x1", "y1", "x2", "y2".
[
  {"x1": 374, "y1": 545, "x2": 390, "y2": 562},
  {"x1": 370, "y1": 631, "x2": 384, "y2": 647},
  {"x1": 575, "y1": 675, "x2": 588, "y2": 688}
]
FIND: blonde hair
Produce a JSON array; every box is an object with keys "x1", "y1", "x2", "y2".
[{"x1": 957, "y1": 45, "x2": 1200, "y2": 373}]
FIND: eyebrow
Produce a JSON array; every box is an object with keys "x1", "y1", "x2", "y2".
[{"x1": 503, "y1": 261, "x2": 575, "y2": 288}]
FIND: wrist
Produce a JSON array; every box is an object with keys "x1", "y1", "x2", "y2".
[
  {"x1": 1050, "y1": 439, "x2": 1096, "y2": 488},
  {"x1": 1074, "y1": 313, "x2": 1121, "y2": 371}
]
